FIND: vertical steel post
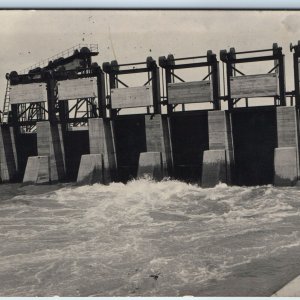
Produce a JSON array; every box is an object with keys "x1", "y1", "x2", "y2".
[
  {"x1": 226, "y1": 61, "x2": 233, "y2": 111},
  {"x1": 273, "y1": 44, "x2": 286, "y2": 106},
  {"x1": 292, "y1": 44, "x2": 300, "y2": 108},
  {"x1": 11, "y1": 103, "x2": 19, "y2": 132},
  {"x1": 146, "y1": 56, "x2": 161, "y2": 114},
  {"x1": 278, "y1": 53, "x2": 286, "y2": 106},
  {"x1": 151, "y1": 66, "x2": 161, "y2": 114},
  {"x1": 158, "y1": 54, "x2": 175, "y2": 114},
  {"x1": 109, "y1": 72, "x2": 118, "y2": 119},
  {"x1": 58, "y1": 78, "x2": 69, "y2": 127},
  {"x1": 208, "y1": 51, "x2": 221, "y2": 110},
  {"x1": 103, "y1": 61, "x2": 118, "y2": 119},
  {"x1": 46, "y1": 77, "x2": 57, "y2": 124},
  {"x1": 165, "y1": 66, "x2": 173, "y2": 114},
  {"x1": 97, "y1": 71, "x2": 107, "y2": 118}
]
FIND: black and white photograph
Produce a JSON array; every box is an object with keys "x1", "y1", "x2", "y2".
[{"x1": 1, "y1": 7, "x2": 300, "y2": 297}]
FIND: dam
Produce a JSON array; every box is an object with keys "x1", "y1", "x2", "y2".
[{"x1": 0, "y1": 42, "x2": 300, "y2": 187}]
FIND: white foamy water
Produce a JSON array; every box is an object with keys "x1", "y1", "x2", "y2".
[{"x1": 1, "y1": 179, "x2": 300, "y2": 296}]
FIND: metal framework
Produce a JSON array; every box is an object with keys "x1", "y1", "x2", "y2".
[
  {"x1": 6, "y1": 46, "x2": 103, "y2": 132},
  {"x1": 52, "y1": 63, "x2": 105, "y2": 127},
  {"x1": 9, "y1": 70, "x2": 49, "y2": 132},
  {"x1": 102, "y1": 57, "x2": 161, "y2": 117},
  {"x1": 220, "y1": 43, "x2": 286, "y2": 110},
  {"x1": 159, "y1": 50, "x2": 221, "y2": 113},
  {"x1": 3, "y1": 43, "x2": 296, "y2": 128}
]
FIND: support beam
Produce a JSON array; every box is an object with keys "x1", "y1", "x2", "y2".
[
  {"x1": 274, "y1": 106, "x2": 299, "y2": 186},
  {"x1": 0, "y1": 125, "x2": 18, "y2": 182},
  {"x1": 202, "y1": 110, "x2": 234, "y2": 187}
]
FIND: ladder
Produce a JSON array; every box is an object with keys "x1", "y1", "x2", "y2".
[{"x1": 2, "y1": 79, "x2": 10, "y2": 123}]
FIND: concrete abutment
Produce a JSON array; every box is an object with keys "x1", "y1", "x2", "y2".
[
  {"x1": 23, "y1": 121, "x2": 66, "y2": 184},
  {"x1": 76, "y1": 118, "x2": 117, "y2": 185},
  {"x1": 23, "y1": 156, "x2": 50, "y2": 184},
  {"x1": 274, "y1": 106, "x2": 300, "y2": 186},
  {"x1": 202, "y1": 110, "x2": 234, "y2": 187},
  {"x1": 0, "y1": 125, "x2": 18, "y2": 182},
  {"x1": 137, "y1": 115, "x2": 173, "y2": 180},
  {"x1": 77, "y1": 154, "x2": 104, "y2": 184}
]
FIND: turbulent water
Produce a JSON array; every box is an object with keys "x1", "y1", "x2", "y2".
[{"x1": 1, "y1": 179, "x2": 300, "y2": 296}]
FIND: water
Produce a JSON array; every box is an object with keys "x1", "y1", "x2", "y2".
[{"x1": 1, "y1": 179, "x2": 300, "y2": 296}]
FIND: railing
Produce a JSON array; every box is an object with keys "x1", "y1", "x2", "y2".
[{"x1": 19, "y1": 43, "x2": 98, "y2": 74}]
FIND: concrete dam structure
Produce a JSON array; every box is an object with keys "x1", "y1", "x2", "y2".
[{"x1": 1, "y1": 42, "x2": 300, "y2": 187}]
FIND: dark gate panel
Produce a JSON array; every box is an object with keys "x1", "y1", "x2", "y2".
[
  {"x1": 170, "y1": 112, "x2": 208, "y2": 183},
  {"x1": 232, "y1": 107, "x2": 277, "y2": 186},
  {"x1": 114, "y1": 115, "x2": 146, "y2": 182},
  {"x1": 16, "y1": 132, "x2": 37, "y2": 179},
  {"x1": 64, "y1": 130, "x2": 89, "y2": 181}
]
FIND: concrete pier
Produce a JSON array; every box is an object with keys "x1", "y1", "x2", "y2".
[
  {"x1": 77, "y1": 118, "x2": 117, "y2": 184},
  {"x1": 202, "y1": 110, "x2": 234, "y2": 187},
  {"x1": 137, "y1": 114, "x2": 173, "y2": 180},
  {"x1": 77, "y1": 154, "x2": 103, "y2": 184},
  {"x1": 23, "y1": 156, "x2": 50, "y2": 184},
  {"x1": 0, "y1": 125, "x2": 18, "y2": 182},
  {"x1": 137, "y1": 152, "x2": 163, "y2": 180},
  {"x1": 274, "y1": 106, "x2": 299, "y2": 186},
  {"x1": 23, "y1": 121, "x2": 66, "y2": 183}
]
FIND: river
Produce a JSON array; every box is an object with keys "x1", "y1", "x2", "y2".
[{"x1": 1, "y1": 179, "x2": 300, "y2": 296}]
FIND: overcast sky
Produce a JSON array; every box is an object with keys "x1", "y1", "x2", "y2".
[{"x1": 1, "y1": 10, "x2": 300, "y2": 107}]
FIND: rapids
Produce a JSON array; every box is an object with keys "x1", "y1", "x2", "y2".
[{"x1": 1, "y1": 179, "x2": 300, "y2": 296}]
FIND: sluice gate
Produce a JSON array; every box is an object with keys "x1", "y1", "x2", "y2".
[
  {"x1": 231, "y1": 107, "x2": 277, "y2": 186},
  {"x1": 1, "y1": 42, "x2": 300, "y2": 187}
]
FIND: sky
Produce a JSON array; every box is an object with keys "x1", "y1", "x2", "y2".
[{"x1": 1, "y1": 10, "x2": 300, "y2": 108}]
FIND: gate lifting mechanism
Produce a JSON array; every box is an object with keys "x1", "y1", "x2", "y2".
[
  {"x1": 5, "y1": 45, "x2": 103, "y2": 132},
  {"x1": 102, "y1": 57, "x2": 161, "y2": 118},
  {"x1": 8, "y1": 69, "x2": 49, "y2": 132},
  {"x1": 220, "y1": 43, "x2": 286, "y2": 110},
  {"x1": 159, "y1": 50, "x2": 221, "y2": 113},
  {"x1": 52, "y1": 59, "x2": 106, "y2": 126}
]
